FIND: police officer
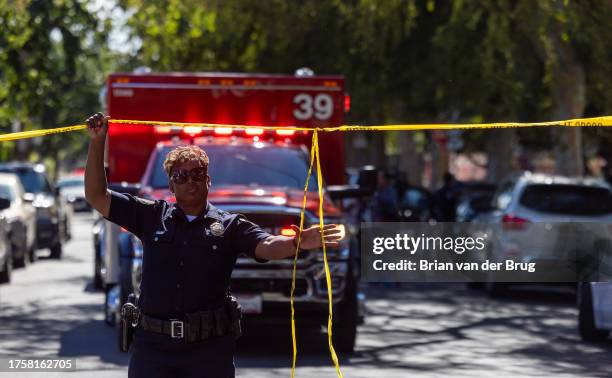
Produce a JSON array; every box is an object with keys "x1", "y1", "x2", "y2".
[{"x1": 84, "y1": 113, "x2": 343, "y2": 378}]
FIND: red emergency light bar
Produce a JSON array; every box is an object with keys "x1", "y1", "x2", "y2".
[
  {"x1": 245, "y1": 128, "x2": 264, "y2": 136},
  {"x1": 214, "y1": 127, "x2": 233, "y2": 135},
  {"x1": 276, "y1": 129, "x2": 296, "y2": 136},
  {"x1": 152, "y1": 124, "x2": 306, "y2": 140}
]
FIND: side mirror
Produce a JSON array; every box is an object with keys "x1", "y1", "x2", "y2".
[
  {"x1": 327, "y1": 185, "x2": 373, "y2": 200},
  {"x1": 22, "y1": 193, "x2": 35, "y2": 203},
  {"x1": 328, "y1": 166, "x2": 379, "y2": 200},
  {"x1": 53, "y1": 186, "x2": 61, "y2": 197},
  {"x1": 0, "y1": 197, "x2": 11, "y2": 211},
  {"x1": 357, "y1": 165, "x2": 378, "y2": 193}
]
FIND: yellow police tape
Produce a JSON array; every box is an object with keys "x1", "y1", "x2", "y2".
[
  {"x1": 290, "y1": 135, "x2": 315, "y2": 378},
  {"x1": 1, "y1": 115, "x2": 611, "y2": 142},
  {"x1": 1, "y1": 114, "x2": 612, "y2": 378}
]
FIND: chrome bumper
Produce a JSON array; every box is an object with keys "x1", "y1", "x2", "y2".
[{"x1": 231, "y1": 261, "x2": 350, "y2": 304}]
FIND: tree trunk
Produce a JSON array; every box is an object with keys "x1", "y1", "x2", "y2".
[
  {"x1": 486, "y1": 129, "x2": 516, "y2": 182},
  {"x1": 524, "y1": 12, "x2": 587, "y2": 177},
  {"x1": 397, "y1": 131, "x2": 422, "y2": 186},
  {"x1": 369, "y1": 132, "x2": 387, "y2": 170},
  {"x1": 548, "y1": 23, "x2": 586, "y2": 176},
  {"x1": 550, "y1": 43, "x2": 586, "y2": 176},
  {"x1": 13, "y1": 120, "x2": 28, "y2": 161}
]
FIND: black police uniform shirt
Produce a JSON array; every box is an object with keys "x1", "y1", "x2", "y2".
[{"x1": 104, "y1": 190, "x2": 271, "y2": 319}]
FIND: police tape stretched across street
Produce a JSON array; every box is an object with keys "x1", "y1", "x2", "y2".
[{"x1": 83, "y1": 112, "x2": 344, "y2": 378}]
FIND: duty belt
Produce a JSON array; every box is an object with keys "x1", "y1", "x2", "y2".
[{"x1": 139, "y1": 301, "x2": 241, "y2": 342}]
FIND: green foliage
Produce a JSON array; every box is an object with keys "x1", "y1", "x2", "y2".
[
  {"x1": 1, "y1": 0, "x2": 611, "y2": 167},
  {"x1": 118, "y1": 1, "x2": 611, "y2": 122},
  {"x1": 0, "y1": 0, "x2": 111, "y2": 171}
]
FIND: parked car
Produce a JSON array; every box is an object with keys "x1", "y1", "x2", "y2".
[
  {"x1": 57, "y1": 175, "x2": 91, "y2": 212},
  {"x1": 0, "y1": 173, "x2": 37, "y2": 267},
  {"x1": 476, "y1": 172, "x2": 612, "y2": 297},
  {"x1": 578, "y1": 282, "x2": 612, "y2": 342},
  {"x1": 0, "y1": 197, "x2": 13, "y2": 283},
  {"x1": 456, "y1": 182, "x2": 497, "y2": 222},
  {"x1": 0, "y1": 163, "x2": 71, "y2": 259}
]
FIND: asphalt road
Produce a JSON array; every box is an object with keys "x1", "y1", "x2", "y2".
[{"x1": 1, "y1": 213, "x2": 611, "y2": 377}]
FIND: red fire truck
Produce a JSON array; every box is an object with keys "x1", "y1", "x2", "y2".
[{"x1": 94, "y1": 71, "x2": 373, "y2": 352}]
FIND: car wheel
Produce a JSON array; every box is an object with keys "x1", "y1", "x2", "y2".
[
  {"x1": 64, "y1": 217, "x2": 72, "y2": 241},
  {"x1": 578, "y1": 283, "x2": 609, "y2": 342},
  {"x1": 28, "y1": 246, "x2": 37, "y2": 263},
  {"x1": 332, "y1": 282, "x2": 358, "y2": 353},
  {"x1": 13, "y1": 243, "x2": 28, "y2": 269},
  {"x1": 50, "y1": 242, "x2": 62, "y2": 259},
  {"x1": 0, "y1": 254, "x2": 11, "y2": 284},
  {"x1": 93, "y1": 248, "x2": 103, "y2": 290}
]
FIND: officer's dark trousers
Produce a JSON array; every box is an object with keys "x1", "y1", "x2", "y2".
[{"x1": 128, "y1": 328, "x2": 236, "y2": 378}]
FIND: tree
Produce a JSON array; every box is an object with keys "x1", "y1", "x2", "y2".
[
  {"x1": 116, "y1": 0, "x2": 612, "y2": 181},
  {"x1": 0, "y1": 0, "x2": 111, "y2": 178}
]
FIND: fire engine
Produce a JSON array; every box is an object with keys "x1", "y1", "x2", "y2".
[{"x1": 93, "y1": 70, "x2": 375, "y2": 352}]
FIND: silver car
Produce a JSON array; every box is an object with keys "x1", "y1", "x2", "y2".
[
  {"x1": 578, "y1": 281, "x2": 612, "y2": 342},
  {"x1": 0, "y1": 173, "x2": 37, "y2": 267},
  {"x1": 58, "y1": 175, "x2": 91, "y2": 212},
  {"x1": 476, "y1": 172, "x2": 612, "y2": 296}
]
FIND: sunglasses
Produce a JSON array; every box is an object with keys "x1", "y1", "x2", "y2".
[{"x1": 170, "y1": 167, "x2": 207, "y2": 184}]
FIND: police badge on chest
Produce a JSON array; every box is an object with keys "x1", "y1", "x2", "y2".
[{"x1": 206, "y1": 221, "x2": 225, "y2": 237}]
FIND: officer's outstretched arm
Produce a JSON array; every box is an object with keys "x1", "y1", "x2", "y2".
[
  {"x1": 84, "y1": 112, "x2": 111, "y2": 218},
  {"x1": 255, "y1": 224, "x2": 343, "y2": 260}
]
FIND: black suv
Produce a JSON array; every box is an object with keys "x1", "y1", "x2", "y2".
[{"x1": 0, "y1": 163, "x2": 70, "y2": 259}]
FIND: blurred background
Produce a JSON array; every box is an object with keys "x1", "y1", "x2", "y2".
[{"x1": 1, "y1": 0, "x2": 611, "y2": 185}]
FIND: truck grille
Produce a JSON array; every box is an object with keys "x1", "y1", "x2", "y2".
[{"x1": 230, "y1": 278, "x2": 309, "y2": 297}]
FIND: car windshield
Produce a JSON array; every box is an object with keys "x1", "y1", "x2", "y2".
[
  {"x1": 58, "y1": 178, "x2": 84, "y2": 188},
  {"x1": 519, "y1": 184, "x2": 612, "y2": 216},
  {"x1": 149, "y1": 145, "x2": 319, "y2": 191},
  {"x1": 0, "y1": 184, "x2": 14, "y2": 200},
  {"x1": 1, "y1": 170, "x2": 52, "y2": 194}
]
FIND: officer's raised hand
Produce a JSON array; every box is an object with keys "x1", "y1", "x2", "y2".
[
  {"x1": 84, "y1": 112, "x2": 111, "y2": 218},
  {"x1": 86, "y1": 112, "x2": 109, "y2": 140}
]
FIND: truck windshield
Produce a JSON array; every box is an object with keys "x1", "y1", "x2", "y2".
[{"x1": 149, "y1": 144, "x2": 319, "y2": 191}]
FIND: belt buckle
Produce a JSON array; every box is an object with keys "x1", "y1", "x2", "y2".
[{"x1": 170, "y1": 319, "x2": 184, "y2": 339}]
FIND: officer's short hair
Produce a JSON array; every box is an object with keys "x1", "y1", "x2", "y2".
[{"x1": 163, "y1": 146, "x2": 209, "y2": 176}]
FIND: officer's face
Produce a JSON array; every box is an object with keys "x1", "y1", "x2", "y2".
[{"x1": 169, "y1": 160, "x2": 211, "y2": 207}]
